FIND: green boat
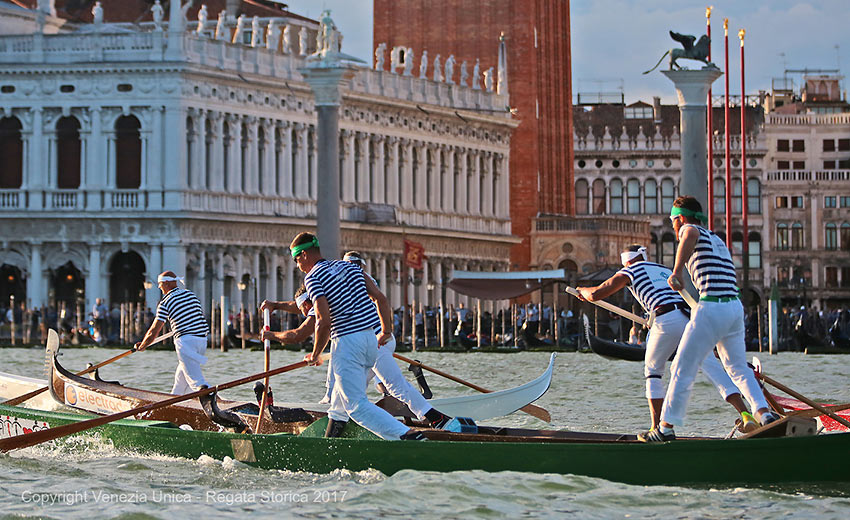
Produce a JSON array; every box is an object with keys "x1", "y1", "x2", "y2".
[{"x1": 2, "y1": 403, "x2": 849, "y2": 493}]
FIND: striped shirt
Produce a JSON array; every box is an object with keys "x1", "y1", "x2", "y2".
[
  {"x1": 616, "y1": 261, "x2": 683, "y2": 312},
  {"x1": 155, "y1": 288, "x2": 208, "y2": 338},
  {"x1": 304, "y1": 260, "x2": 380, "y2": 339},
  {"x1": 679, "y1": 224, "x2": 740, "y2": 299}
]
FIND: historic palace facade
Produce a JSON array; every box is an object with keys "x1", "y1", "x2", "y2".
[{"x1": 0, "y1": 2, "x2": 516, "y2": 314}]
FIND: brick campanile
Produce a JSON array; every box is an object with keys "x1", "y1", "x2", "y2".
[{"x1": 374, "y1": 0, "x2": 574, "y2": 269}]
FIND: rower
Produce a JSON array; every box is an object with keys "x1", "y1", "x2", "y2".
[
  {"x1": 638, "y1": 196, "x2": 778, "y2": 442},
  {"x1": 290, "y1": 232, "x2": 427, "y2": 441},
  {"x1": 135, "y1": 271, "x2": 210, "y2": 395},
  {"x1": 576, "y1": 245, "x2": 760, "y2": 433}
]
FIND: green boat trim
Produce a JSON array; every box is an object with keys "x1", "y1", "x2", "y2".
[{"x1": 2, "y1": 403, "x2": 850, "y2": 494}]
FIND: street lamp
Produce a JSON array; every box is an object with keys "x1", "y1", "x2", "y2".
[
  {"x1": 143, "y1": 280, "x2": 153, "y2": 290},
  {"x1": 237, "y1": 281, "x2": 248, "y2": 292}
]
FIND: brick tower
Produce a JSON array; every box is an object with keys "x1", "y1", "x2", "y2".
[{"x1": 374, "y1": 0, "x2": 574, "y2": 269}]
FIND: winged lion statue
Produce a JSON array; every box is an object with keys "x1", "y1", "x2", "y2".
[{"x1": 643, "y1": 31, "x2": 715, "y2": 74}]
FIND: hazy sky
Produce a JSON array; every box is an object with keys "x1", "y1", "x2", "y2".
[{"x1": 282, "y1": 0, "x2": 850, "y2": 104}]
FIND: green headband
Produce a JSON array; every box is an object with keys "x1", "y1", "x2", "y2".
[
  {"x1": 670, "y1": 206, "x2": 708, "y2": 224},
  {"x1": 290, "y1": 237, "x2": 319, "y2": 258}
]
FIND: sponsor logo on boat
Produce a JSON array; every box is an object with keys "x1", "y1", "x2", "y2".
[
  {"x1": 1, "y1": 415, "x2": 50, "y2": 438},
  {"x1": 63, "y1": 385, "x2": 131, "y2": 415}
]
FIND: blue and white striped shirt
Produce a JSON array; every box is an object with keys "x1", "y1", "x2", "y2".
[
  {"x1": 304, "y1": 260, "x2": 380, "y2": 339},
  {"x1": 679, "y1": 224, "x2": 740, "y2": 299},
  {"x1": 616, "y1": 261, "x2": 683, "y2": 312},
  {"x1": 155, "y1": 288, "x2": 208, "y2": 338}
]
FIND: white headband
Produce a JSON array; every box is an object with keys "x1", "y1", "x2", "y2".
[
  {"x1": 620, "y1": 247, "x2": 647, "y2": 266},
  {"x1": 295, "y1": 292, "x2": 310, "y2": 308},
  {"x1": 157, "y1": 274, "x2": 185, "y2": 285},
  {"x1": 343, "y1": 252, "x2": 362, "y2": 263}
]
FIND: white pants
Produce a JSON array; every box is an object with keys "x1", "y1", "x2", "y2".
[
  {"x1": 644, "y1": 310, "x2": 739, "y2": 400},
  {"x1": 171, "y1": 335, "x2": 209, "y2": 395},
  {"x1": 327, "y1": 329, "x2": 410, "y2": 440},
  {"x1": 661, "y1": 300, "x2": 769, "y2": 427},
  {"x1": 324, "y1": 335, "x2": 432, "y2": 419}
]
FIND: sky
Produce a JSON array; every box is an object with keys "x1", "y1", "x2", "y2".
[{"x1": 281, "y1": 0, "x2": 850, "y2": 104}]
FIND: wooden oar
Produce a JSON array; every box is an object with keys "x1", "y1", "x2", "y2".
[
  {"x1": 0, "y1": 359, "x2": 311, "y2": 453},
  {"x1": 255, "y1": 308, "x2": 272, "y2": 434},
  {"x1": 393, "y1": 353, "x2": 551, "y2": 422},
  {"x1": 565, "y1": 287, "x2": 650, "y2": 327},
  {"x1": 2, "y1": 329, "x2": 176, "y2": 407},
  {"x1": 756, "y1": 372, "x2": 850, "y2": 430}
]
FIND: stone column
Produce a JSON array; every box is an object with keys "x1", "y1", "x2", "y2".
[
  {"x1": 468, "y1": 150, "x2": 481, "y2": 215},
  {"x1": 29, "y1": 108, "x2": 45, "y2": 210},
  {"x1": 293, "y1": 123, "x2": 308, "y2": 198},
  {"x1": 372, "y1": 134, "x2": 385, "y2": 203},
  {"x1": 268, "y1": 250, "x2": 280, "y2": 303},
  {"x1": 27, "y1": 242, "x2": 43, "y2": 307},
  {"x1": 400, "y1": 139, "x2": 413, "y2": 208},
  {"x1": 340, "y1": 129, "x2": 355, "y2": 202},
  {"x1": 87, "y1": 106, "x2": 103, "y2": 210},
  {"x1": 356, "y1": 132, "x2": 370, "y2": 202},
  {"x1": 482, "y1": 151, "x2": 494, "y2": 216},
  {"x1": 662, "y1": 69, "x2": 722, "y2": 210},
  {"x1": 309, "y1": 126, "x2": 318, "y2": 199},
  {"x1": 278, "y1": 121, "x2": 292, "y2": 197},
  {"x1": 282, "y1": 254, "x2": 294, "y2": 300},
  {"x1": 163, "y1": 104, "x2": 187, "y2": 207},
  {"x1": 211, "y1": 113, "x2": 225, "y2": 191},
  {"x1": 196, "y1": 249, "x2": 208, "y2": 315},
  {"x1": 162, "y1": 244, "x2": 186, "y2": 280},
  {"x1": 197, "y1": 110, "x2": 209, "y2": 190},
  {"x1": 147, "y1": 244, "x2": 162, "y2": 310},
  {"x1": 415, "y1": 142, "x2": 428, "y2": 209},
  {"x1": 385, "y1": 137, "x2": 399, "y2": 206},
  {"x1": 245, "y1": 116, "x2": 259, "y2": 194},
  {"x1": 457, "y1": 149, "x2": 468, "y2": 213}
]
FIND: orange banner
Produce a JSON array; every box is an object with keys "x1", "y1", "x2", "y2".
[{"x1": 403, "y1": 240, "x2": 425, "y2": 270}]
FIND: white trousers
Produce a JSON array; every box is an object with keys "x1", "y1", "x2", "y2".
[
  {"x1": 327, "y1": 329, "x2": 410, "y2": 440},
  {"x1": 171, "y1": 335, "x2": 209, "y2": 395},
  {"x1": 644, "y1": 310, "x2": 739, "y2": 400},
  {"x1": 661, "y1": 300, "x2": 769, "y2": 427},
  {"x1": 324, "y1": 335, "x2": 432, "y2": 419}
]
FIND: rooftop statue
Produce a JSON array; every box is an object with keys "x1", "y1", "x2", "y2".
[
  {"x1": 643, "y1": 31, "x2": 716, "y2": 74},
  {"x1": 196, "y1": 4, "x2": 208, "y2": 34}
]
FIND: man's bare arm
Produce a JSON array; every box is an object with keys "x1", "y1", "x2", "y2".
[
  {"x1": 261, "y1": 316, "x2": 315, "y2": 344},
  {"x1": 669, "y1": 226, "x2": 699, "y2": 290},
  {"x1": 577, "y1": 274, "x2": 630, "y2": 302},
  {"x1": 135, "y1": 319, "x2": 165, "y2": 351}
]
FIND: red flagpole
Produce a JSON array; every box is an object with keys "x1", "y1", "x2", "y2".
[
  {"x1": 706, "y1": 6, "x2": 714, "y2": 230},
  {"x1": 724, "y1": 18, "x2": 732, "y2": 245},
  {"x1": 740, "y1": 28, "x2": 749, "y2": 296}
]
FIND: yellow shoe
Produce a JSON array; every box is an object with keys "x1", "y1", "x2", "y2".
[{"x1": 739, "y1": 411, "x2": 759, "y2": 433}]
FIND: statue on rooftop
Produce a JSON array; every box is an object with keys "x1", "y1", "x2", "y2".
[
  {"x1": 196, "y1": 4, "x2": 208, "y2": 34},
  {"x1": 251, "y1": 16, "x2": 261, "y2": 47},
  {"x1": 643, "y1": 31, "x2": 715, "y2": 74},
  {"x1": 483, "y1": 67, "x2": 494, "y2": 92},
  {"x1": 445, "y1": 55, "x2": 455, "y2": 84},
  {"x1": 232, "y1": 15, "x2": 245, "y2": 44},
  {"x1": 402, "y1": 48, "x2": 414, "y2": 76},
  {"x1": 472, "y1": 59, "x2": 481, "y2": 90},
  {"x1": 215, "y1": 10, "x2": 227, "y2": 40},
  {"x1": 459, "y1": 60, "x2": 469, "y2": 87},
  {"x1": 151, "y1": 0, "x2": 163, "y2": 29},
  {"x1": 419, "y1": 50, "x2": 428, "y2": 79},
  {"x1": 299, "y1": 26, "x2": 308, "y2": 55},
  {"x1": 433, "y1": 54, "x2": 442, "y2": 82},
  {"x1": 266, "y1": 20, "x2": 279, "y2": 51},
  {"x1": 375, "y1": 42, "x2": 386, "y2": 71},
  {"x1": 92, "y1": 1, "x2": 103, "y2": 25},
  {"x1": 282, "y1": 24, "x2": 292, "y2": 53}
]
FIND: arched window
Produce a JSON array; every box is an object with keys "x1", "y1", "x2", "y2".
[
  {"x1": 257, "y1": 126, "x2": 266, "y2": 193},
  {"x1": 185, "y1": 116, "x2": 194, "y2": 187},
  {"x1": 575, "y1": 179, "x2": 589, "y2": 214},
  {"x1": 841, "y1": 222, "x2": 850, "y2": 251},
  {"x1": 731, "y1": 231, "x2": 744, "y2": 268},
  {"x1": 660, "y1": 178, "x2": 675, "y2": 213},
  {"x1": 791, "y1": 222, "x2": 804, "y2": 250},
  {"x1": 747, "y1": 178, "x2": 761, "y2": 214},
  {"x1": 223, "y1": 121, "x2": 231, "y2": 190},
  {"x1": 626, "y1": 178, "x2": 640, "y2": 214},
  {"x1": 592, "y1": 179, "x2": 605, "y2": 214},
  {"x1": 240, "y1": 123, "x2": 248, "y2": 192},
  {"x1": 713, "y1": 178, "x2": 725, "y2": 216},
  {"x1": 732, "y1": 177, "x2": 742, "y2": 214},
  {"x1": 661, "y1": 232, "x2": 675, "y2": 266},
  {"x1": 748, "y1": 231, "x2": 761, "y2": 269},
  {"x1": 204, "y1": 118, "x2": 213, "y2": 189},
  {"x1": 776, "y1": 223, "x2": 789, "y2": 250},
  {"x1": 115, "y1": 115, "x2": 141, "y2": 189},
  {"x1": 0, "y1": 117, "x2": 23, "y2": 189},
  {"x1": 825, "y1": 223, "x2": 838, "y2": 250},
  {"x1": 57, "y1": 116, "x2": 81, "y2": 189},
  {"x1": 609, "y1": 179, "x2": 623, "y2": 214},
  {"x1": 644, "y1": 179, "x2": 657, "y2": 214}
]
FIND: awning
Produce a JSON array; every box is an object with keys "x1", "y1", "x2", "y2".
[{"x1": 447, "y1": 269, "x2": 566, "y2": 300}]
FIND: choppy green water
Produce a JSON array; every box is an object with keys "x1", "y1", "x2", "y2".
[{"x1": 1, "y1": 348, "x2": 849, "y2": 518}]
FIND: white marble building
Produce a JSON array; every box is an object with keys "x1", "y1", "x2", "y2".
[{"x1": 0, "y1": 3, "x2": 515, "y2": 315}]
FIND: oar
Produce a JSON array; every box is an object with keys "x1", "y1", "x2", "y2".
[
  {"x1": 0, "y1": 359, "x2": 311, "y2": 453},
  {"x1": 254, "y1": 308, "x2": 272, "y2": 434},
  {"x1": 757, "y1": 373, "x2": 850, "y2": 429},
  {"x1": 392, "y1": 353, "x2": 551, "y2": 422},
  {"x1": 564, "y1": 287, "x2": 651, "y2": 327},
  {"x1": 3, "y1": 329, "x2": 176, "y2": 407}
]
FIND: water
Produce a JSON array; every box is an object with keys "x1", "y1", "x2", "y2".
[{"x1": 1, "y1": 347, "x2": 849, "y2": 518}]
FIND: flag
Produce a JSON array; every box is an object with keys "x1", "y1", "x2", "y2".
[{"x1": 403, "y1": 239, "x2": 425, "y2": 270}]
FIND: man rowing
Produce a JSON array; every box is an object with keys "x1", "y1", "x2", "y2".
[
  {"x1": 135, "y1": 271, "x2": 209, "y2": 394},
  {"x1": 576, "y1": 245, "x2": 759, "y2": 433},
  {"x1": 638, "y1": 196, "x2": 779, "y2": 442},
  {"x1": 289, "y1": 232, "x2": 429, "y2": 440}
]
